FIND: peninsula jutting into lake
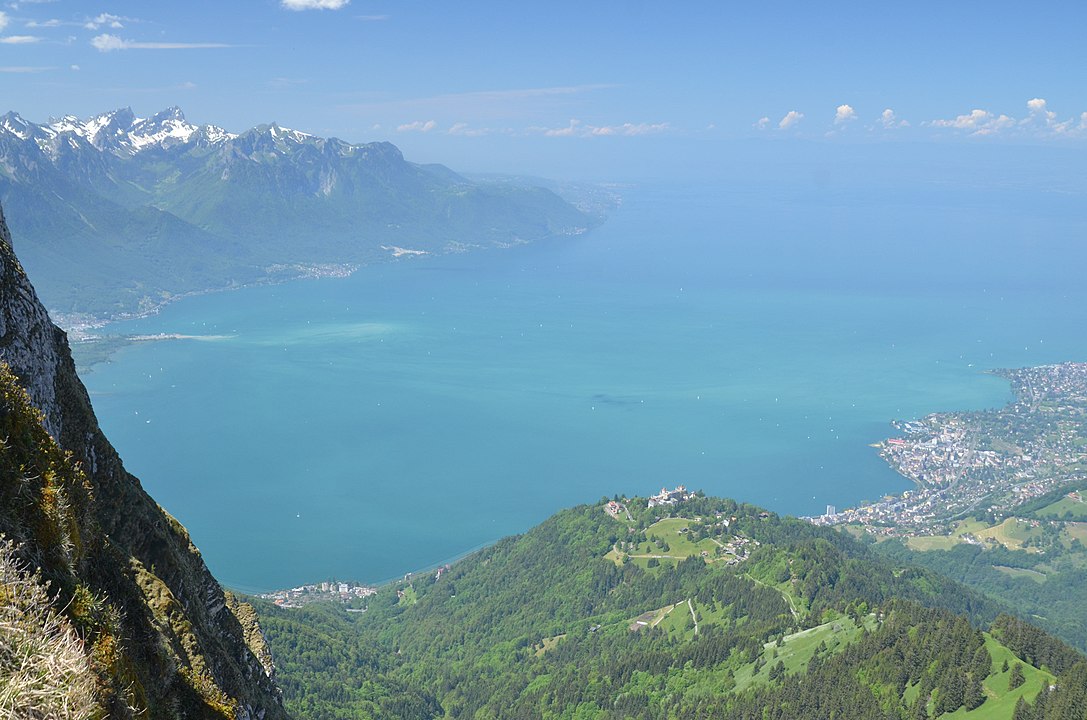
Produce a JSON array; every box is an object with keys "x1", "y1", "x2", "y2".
[{"x1": 813, "y1": 362, "x2": 1087, "y2": 536}]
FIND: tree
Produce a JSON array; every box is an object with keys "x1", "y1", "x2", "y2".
[
  {"x1": 964, "y1": 675, "x2": 985, "y2": 710},
  {"x1": 936, "y1": 670, "x2": 965, "y2": 715},
  {"x1": 1009, "y1": 662, "x2": 1025, "y2": 690},
  {"x1": 768, "y1": 661, "x2": 785, "y2": 682}
]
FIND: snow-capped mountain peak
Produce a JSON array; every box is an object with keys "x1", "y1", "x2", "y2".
[
  {"x1": 0, "y1": 112, "x2": 33, "y2": 140},
  {"x1": 26, "y1": 107, "x2": 235, "y2": 154},
  {"x1": 128, "y1": 108, "x2": 198, "y2": 150}
]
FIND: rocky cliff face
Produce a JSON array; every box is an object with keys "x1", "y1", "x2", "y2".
[{"x1": 0, "y1": 201, "x2": 288, "y2": 718}]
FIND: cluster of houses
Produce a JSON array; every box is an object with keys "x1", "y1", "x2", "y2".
[
  {"x1": 261, "y1": 580, "x2": 377, "y2": 608},
  {"x1": 648, "y1": 485, "x2": 695, "y2": 508}
]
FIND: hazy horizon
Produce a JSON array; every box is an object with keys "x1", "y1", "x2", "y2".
[{"x1": 4, "y1": 2, "x2": 1087, "y2": 182}]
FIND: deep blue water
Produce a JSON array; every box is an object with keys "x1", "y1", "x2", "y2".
[{"x1": 80, "y1": 182, "x2": 1087, "y2": 591}]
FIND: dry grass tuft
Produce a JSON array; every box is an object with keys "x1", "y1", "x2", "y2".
[{"x1": 0, "y1": 536, "x2": 101, "y2": 719}]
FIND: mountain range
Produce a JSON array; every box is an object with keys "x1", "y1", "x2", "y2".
[{"x1": 0, "y1": 108, "x2": 600, "y2": 324}]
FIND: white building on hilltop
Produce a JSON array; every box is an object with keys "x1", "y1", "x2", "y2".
[{"x1": 648, "y1": 485, "x2": 693, "y2": 508}]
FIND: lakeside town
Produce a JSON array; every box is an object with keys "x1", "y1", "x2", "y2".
[
  {"x1": 257, "y1": 580, "x2": 379, "y2": 608},
  {"x1": 811, "y1": 362, "x2": 1087, "y2": 536}
]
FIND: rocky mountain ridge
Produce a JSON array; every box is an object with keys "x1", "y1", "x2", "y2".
[{"x1": 1, "y1": 107, "x2": 234, "y2": 157}]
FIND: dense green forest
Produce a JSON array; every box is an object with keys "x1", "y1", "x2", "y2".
[
  {"x1": 256, "y1": 495, "x2": 1087, "y2": 719},
  {"x1": 871, "y1": 481, "x2": 1087, "y2": 653},
  {"x1": 876, "y1": 537, "x2": 1087, "y2": 653}
]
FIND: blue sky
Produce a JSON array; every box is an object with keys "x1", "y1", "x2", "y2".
[{"x1": 3, "y1": 0, "x2": 1086, "y2": 179}]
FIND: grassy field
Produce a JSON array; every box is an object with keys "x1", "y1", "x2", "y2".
[
  {"x1": 729, "y1": 621, "x2": 1053, "y2": 716},
  {"x1": 905, "y1": 518, "x2": 990, "y2": 551},
  {"x1": 607, "y1": 517, "x2": 724, "y2": 568},
  {"x1": 939, "y1": 634, "x2": 1054, "y2": 719},
  {"x1": 628, "y1": 603, "x2": 680, "y2": 632},
  {"x1": 1034, "y1": 495, "x2": 1085, "y2": 518},
  {"x1": 1062, "y1": 521, "x2": 1087, "y2": 543},
  {"x1": 886, "y1": 514, "x2": 1087, "y2": 571},
  {"x1": 397, "y1": 585, "x2": 418, "y2": 606},
  {"x1": 655, "y1": 602, "x2": 695, "y2": 636},
  {"x1": 533, "y1": 634, "x2": 566, "y2": 657},
  {"x1": 992, "y1": 565, "x2": 1047, "y2": 583},
  {"x1": 731, "y1": 614, "x2": 869, "y2": 692},
  {"x1": 907, "y1": 535, "x2": 962, "y2": 551},
  {"x1": 975, "y1": 518, "x2": 1042, "y2": 550},
  {"x1": 645, "y1": 518, "x2": 721, "y2": 558},
  {"x1": 625, "y1": 595, "x2": 738, "y2": 641}
]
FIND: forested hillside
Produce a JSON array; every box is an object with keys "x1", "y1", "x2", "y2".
[{"x1": 258, "y1": 495, "x2": 1087, "y2": 719}]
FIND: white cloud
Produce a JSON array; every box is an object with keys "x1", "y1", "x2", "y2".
[
  {"x1": 69, "y1": 63, "x2": 79, "y2": 70},
  {"x1": 778, "y1": 110, "x2": 803, "y2": 130},
  {"x1": 90, "y1": 33, "x2": 126, "y2": 51},
  {"x1": 0, "y1": 65, "x2": 51, "y2": 72},
  {"x1": 4, "y1": 0, "x2": 56, "y2": 9},
  {"x1": 590, "y1": 122, "x2": 668, "y2": 136},
  {"x1": 1022, "y1": 97, "x2": 1079, "y2": 134},
  {"x1": 25, "y1": 18, "x2": 60, "y2": 27},
  {"x1": 1025, "y1": 98, "x2": 1058, "y2": 129},
  {"x1": 396, "y1": 120, "x2": 437, "y2": 133},
  {"x1": 529, "y1": 119, "x2": 669, "y2": 138},
  {"x1": 754, "y1": 116, "x2": 770, "y2": 130},
  {"x1": 281, "y1": 0, "x2": 350, "y2": 10},
  {"x1": 927, "y1": 108, "x2": 1015, "y2": 135},
  {"x1": 84, "y1": 13, "x2": 127, "y2": 30},
  {"x1": 0, "y1": 34, "x2": 39, "y2": 43},
  {"x1": 447, "y1": 122, "x2": 492, "y2": 137},
  {"x1": 542, "y1": 119, "x2": 580, "y2": 137},
  {"x1": 922, "y1": 99, "x2": 1087, "y2": 138},
  {"x1": 0, "y1": 11, "x2": 7, "y2": 31},
  {"x1": 879, "y1": 108, "x2": 909, "y2": 129},
  {"x1": 91, "y1": 33, "x2": 232, "y2": 51},
  {"x1": 834, "y1": 104, "x2": 856, "y2": 124}
]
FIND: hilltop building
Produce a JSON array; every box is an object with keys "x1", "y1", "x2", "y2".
[{"x1": 648, "y1": 485, "x2": 694, "y2": 508}]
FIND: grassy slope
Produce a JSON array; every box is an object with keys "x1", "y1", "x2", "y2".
[{"x1": 941, "y1": 635, "x2": 1054, "y2": 719}]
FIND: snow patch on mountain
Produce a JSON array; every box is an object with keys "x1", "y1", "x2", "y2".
[{"x1": 1, "y1": 107, "x2": 237, "y2": 155}]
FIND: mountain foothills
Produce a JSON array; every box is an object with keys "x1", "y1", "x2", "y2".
[
  {"x1": 0, "y1": 205, "x2": 288, "y2": 718},
  {"x1": 0, "y1": 107, "x2": 600, "y2": 323},
  {"x1": 257, "y1": 494, "x2": 1087, "y2": 720}
]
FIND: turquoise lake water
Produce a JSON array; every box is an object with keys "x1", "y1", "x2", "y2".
[{"x1": 80, "y1": 182, "x2": 1087, "y2": 592}]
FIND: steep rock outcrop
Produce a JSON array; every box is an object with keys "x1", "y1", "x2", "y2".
[{"x1": 0, "y1": 201, "x2": 289, "y2": 719}]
